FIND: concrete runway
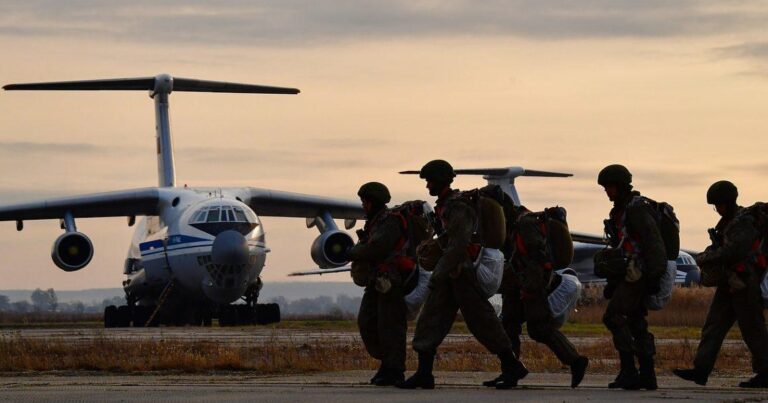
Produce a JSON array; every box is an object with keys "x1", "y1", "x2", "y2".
[{"x1": 1, "y1": 371, "x2": 766, "y2": 402}]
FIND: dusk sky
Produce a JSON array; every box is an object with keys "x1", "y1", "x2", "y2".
[{"x1": 0, "y1": 1, "x2": 766, "y2": 289}]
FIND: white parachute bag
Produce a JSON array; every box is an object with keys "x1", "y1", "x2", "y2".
[
  {"x1": 404, "y1": 267, "x2": 432, "y2": 314},
  {"x1": 646, "y1": 260, "x2": 677, "y2": 311},
  {"x1": 474, "y1": 248, "x2": 505, "y2": 299},
  {"x1": 548, "y1": 271, "x2": 582, "y2": 328}
]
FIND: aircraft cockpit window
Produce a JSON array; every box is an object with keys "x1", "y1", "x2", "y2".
[
  {"x1": 206, "y1": 208, "x2": 220, "y2": 223},
  {"x1": 192, "y1": 210, "x2": 207, "y2": 223},
  {"x1": 234, "y1": 208, "x2": 247, "y2": 222},
  {"x1": 227, "y1": 209, "x2": 235, "y2": 222}
]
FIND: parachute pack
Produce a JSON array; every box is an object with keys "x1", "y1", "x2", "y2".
[
  {"x1": 458, "y1": 188, "x2": 507, "y2": 249},
  {"x1": 737, "y1": 202, "x2": 768, "y2": 307},
  {"x1": 388, "y1": 200, "x2": 435, "y2": 257},
  {"x1": 629, "y1": 196, "x2": 681, "y2": 260},
  {"x1": 516, "y1": 207, "x2": 575, "y2": 271}
]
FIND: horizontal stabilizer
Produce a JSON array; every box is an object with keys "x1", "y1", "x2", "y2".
[
  {"x1": 4, "y1": 75, "x2": 299, "y2": 95},
  {"x1": 400, "y1": 166, "x2": 572, "y2": 178}
]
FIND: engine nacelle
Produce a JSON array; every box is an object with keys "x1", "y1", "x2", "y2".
[
  {"x1": 311, "y1": 230, "x2": 354, "y2": 269},
  {"x1": 51, "y1": 232, "x2": 94, "y2": 272}
]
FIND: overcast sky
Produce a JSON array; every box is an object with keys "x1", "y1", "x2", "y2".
[{"x1": 0, "y1": 1, "x2": 766, "y2": 289}]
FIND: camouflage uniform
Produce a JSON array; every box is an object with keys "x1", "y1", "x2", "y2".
[
  {"x1": 349, "y1": 207, "x2": 409, "y2": 377},
  {"x1": 601, "y1": 190, "x2": 667, "y2": 387},
  {"x1": 501, "y1": 212, "x2": 581, "y2": 367},
  {"x1": 412, "y1": 190, "x2": 516, "y2": 358},
  {"x1": 692, "y1": 208, "x2": 768, "y2": 377}
]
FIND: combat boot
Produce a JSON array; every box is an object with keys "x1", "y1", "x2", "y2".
[
  {"x1": 570, "y1": 356, "x2": 589, "y2": 388},
  {"x1": 637, "y1": 355, "x2": 658, "y2": 390},
  {"x1": 672, "y1": 368, "x2": 708, "y2": 386},
  {"x1": 608, "y1": 352, "x2": 640, "y2": 390},
  {"x1": 738, "y1": 373, "x2": 768, "y2": 388},
  {"x1": 494, "y1": 351, "x2": 529, "y2": 390},
  {"x1": 395, "y1": 352, "x2": 435, "y2": 390},
  {"x1": 373, "y1": 368, "x2": 405, "y2": 387},
  {"x1": 369, "y1": 365, "x2": 385, "y2": 384}
]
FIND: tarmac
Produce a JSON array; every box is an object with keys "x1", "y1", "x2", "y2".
[{"x1": 1, "y1": 371, "x2": 767, "y2": 402}]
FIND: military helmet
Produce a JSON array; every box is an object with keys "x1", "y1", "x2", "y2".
[
  {"x1": 706, "y1": 180, "x2": 738, "y2": 205},
  {"x1": 419, "y1": 159, "x2": 456, "y2": 182},
  {"x1": 597, "y1": 164, "x2": 632, "y2": 186},
  {"x1": 357, "y1": 182, "x2": 391, "y2": 204}
]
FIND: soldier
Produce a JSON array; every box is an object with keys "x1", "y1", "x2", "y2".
[
  {"x1": 396, "y1": 160, "x2": 527, "y2": 390},
  {"x1": 595, "y1": 164, "x2": 666, "y2": 390},
  {"x1": 348, "y1": 182, "x2": 410, "y2": 386},
  {"x1": 673, "y1": 181, "x2": 768, "y2": 388},
  {"x1": 497, "y1": 207, "x2": 589, "y2": 388}
]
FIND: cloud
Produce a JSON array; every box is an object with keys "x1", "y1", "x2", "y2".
[
  {"x1": 0, "y1": 141, "x2": 103, "y2": 155},
  {"x1": 1, "y1": 1, "x2": 766, "y2": 46}
]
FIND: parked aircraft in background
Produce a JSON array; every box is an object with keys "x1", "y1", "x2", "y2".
[{"x1": 0, "y1": 74, "x2": 364, "y2": 327}]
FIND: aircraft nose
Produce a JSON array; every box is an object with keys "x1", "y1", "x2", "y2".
[{"x1": 212, "y1": 230, "x2": 250, "y2": 265}]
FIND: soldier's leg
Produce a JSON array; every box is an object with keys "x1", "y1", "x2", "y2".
[
  {"x1": 732, "y1": 285, "x2": 768, "y2": 375},
  {"x1": 377, "y1": 284, "x2": 408, "y2": 375},
  {"x1": 358, "y1": 287, "x2": 383, "y2": 360},
  {"x1": 693, "y1": 286, "x2": 737, "y2": 374},
  {"x1": 525, "y1": 292, "x2": 580, "y2": 366},
  {"x1": 412, "y1": 283, "x2": 459, "y2": 356},
  {"x1": 453, "y1": 271, "x2": 527, "y2": 389},
  {"x1": 603, "y1": 281, "x2": 640, "y2": 355},
  {"x1": 501, "y1": 287, "x2": 524, "y2": 357}
]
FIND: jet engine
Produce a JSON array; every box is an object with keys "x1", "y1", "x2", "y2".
[
  {"x1": 51, "y1": 232, "x2": 93, "y2": 272},
  {"x1": 310, "y1": 230, "x2": 354, "y2": 269}
]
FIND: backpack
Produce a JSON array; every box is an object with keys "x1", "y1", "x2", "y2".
[
  {"x1": 629, "y1": 196, "x2": 680, "y2": 260},
  {"x1": 738, "y1": 202, "x2": 768, "y2": 307},
  {"x1": 389, "y1": 200, "x2": 435, "y2": 257},
  {"x1": 522, "y1": 207, "x2": 575, "y2": 271},
  {"x1": 458, "y1": 188, "x2": 507, "y2": 249}
]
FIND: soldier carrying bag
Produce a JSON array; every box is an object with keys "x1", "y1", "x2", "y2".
[{"x1": 740, "y1": 202, "x2": 768, "y2": 307}]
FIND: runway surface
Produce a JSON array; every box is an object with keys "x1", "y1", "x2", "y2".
[
  {"x1": 1, "y1": 371, "x2": 766, "y2": 402},
  {"x1": 0, "y1": 327, "x2": 743, "y2": 348}
]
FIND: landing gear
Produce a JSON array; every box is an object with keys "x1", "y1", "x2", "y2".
[{"x1": 216, "y1": 303, "x2": 280, "y2": 326}]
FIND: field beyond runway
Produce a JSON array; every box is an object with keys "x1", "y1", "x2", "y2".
[{"x1": 1, "y1": 371, "x2": 766, "y2": 402}]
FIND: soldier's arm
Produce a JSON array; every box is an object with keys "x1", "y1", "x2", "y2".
[
  {"x1": 347, "y1": 216, "x2": 402, "y2": 262},
  {"x1": 626, "y1": 205, "x2": 667, "y2": 278},
  {"x1": 433, "y1": 201, "x2": 475, "y2": 277},
  {"x1": 696, "y1": 215, "x2": 758, "y2": 268}
]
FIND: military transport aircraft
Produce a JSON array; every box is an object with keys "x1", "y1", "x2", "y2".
[
  {"x1": 292, "y1": 167, "x2": 701, "y2": 286},
  {"x1": 0, "y1": 74, "x2": 364, "y2": 327}
]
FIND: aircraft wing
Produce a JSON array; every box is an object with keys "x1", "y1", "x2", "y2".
[
  {"x1": 0, "y1": 188, "x2": 161, "y2": 221},
  {"x1": 288, "y1": 266, "x2": 352, "y2": 276},
  {"x1": 235, "y1": 188, "x2": 365, "y2": 219},
  {"x1": 570, "y1": 232, "x2": 608, "y2": 246}
]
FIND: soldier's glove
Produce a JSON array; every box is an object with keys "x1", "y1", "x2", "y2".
[
  {"x1": 624, "y1": 257, "x2": 642, "y2": 283},
  {"x1": 350, "y1": 261, "x2": 372, "y2": 287},
  {"x1": 417, "y1": 239, "x2": 442, "y2": 272},
  {"x1": 375, "y1": 273, "x2": 393, "y2": 294}
]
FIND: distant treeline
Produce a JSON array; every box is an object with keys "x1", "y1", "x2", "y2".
[{"x1": 0, "y1": 288, "x2": 125, "y2": 314}]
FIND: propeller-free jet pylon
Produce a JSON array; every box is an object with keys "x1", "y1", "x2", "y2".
[{"x1": 1, "y1": 74, "x2": 364, "y2": 327}]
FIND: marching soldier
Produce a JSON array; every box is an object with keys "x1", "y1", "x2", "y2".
[
  {"x1": 673, "y1": 181, "x2": 768, "y2": 388},
  {"x1": 497, "y1": 207, "x2": 589, "y2": 388},
  {"x1": 348, "y1": 182, "x2": 410, "y2": 386},
  {"x1": 397, "y1": 160, "x2": 527, "y2": 390},
  {"x1": 595, "y1": 164, "x2": 666, "y2": 390}
]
